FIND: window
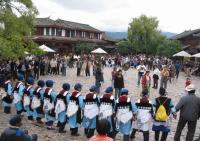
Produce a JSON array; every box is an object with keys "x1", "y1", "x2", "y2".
[
  {"x1": 56, "y1": 28, "x2": 62, "y2": 36},
  {"x1": 46, "y1": 27, "x2": 50, "y2": 36},
  {"x1": 52, "y1": 28, "x2": 55, "y2": 36}
]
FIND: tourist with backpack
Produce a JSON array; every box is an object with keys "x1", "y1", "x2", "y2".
[{"x1": 152, "y1": 87, "x2": 176, "y2": 141}]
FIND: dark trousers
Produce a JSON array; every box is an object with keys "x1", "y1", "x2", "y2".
[
  {"x1": 70, "y1": 127, "x2": 78, "y2": 135},
  {"x1": 155, "y1": 131, "x2": 168, "y2": 141},
  {"x1": 84, "y1": 128, "x2": 95, "y2": 138},
  {"x1": 174, "y1": 118, "x2": 197, "y2": 141},
  {"x1": 34, "y1": 70, "x2": 39, "y2": 80},
  {"x1": 123, "y1": 135, "x2": 130, "y2": 141},
  {"x1": 176, "y1": 71, "x2": 180, "y2": 79},
  {"x1": 131, "y1": 129, "x2": 149, "y2": 141},
  {"x1": 85, "y1": 69, "x2": 90, "y2": 76},
  {"x1": 77, "y1": 68, "x2": 81, "y2": 76},
  {"x1": 59, "y1": 122, "x2": 66, "y2": 132},
  {"x1": 153, "y1": 78, "x2": 159, "y2": 89},
  {"x1": 4, "y1": 106, "x2": 11, "y2": 114}
]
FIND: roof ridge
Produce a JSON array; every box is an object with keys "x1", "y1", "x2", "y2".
[{"x1": 56, "y1": 19, "x2": 90, "y2": 26}]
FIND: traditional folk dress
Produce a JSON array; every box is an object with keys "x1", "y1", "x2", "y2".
[
  {"x1": 32, "y1": 86, "x2": 45, "y2": 122},
  {"x1": 13, "y1": 81, "x2": 25, "y2": 114},
  {"x1": 99, "y1": 93, "x2": 115, "y2": 137},
  {"x1": 66, "y1": 90, "x2": 84, "y2": 135},
  {"x1": 82, "y1": 92, "x2": 99, "y2": 138},
  {"x1": 131, "y1": 97, "x2": 153, "y2": 140},
  {"x1": 2, "y1": 80, "x2": 13, "y2": 114},
  {"x1": 43, "y1": 87, "x2": 57, "y2": 128},
  {"x1": 115, "y1": 95, "x2": 137, "y2": 135},
  {"x1": 55, "y1": 90, "x2": 70, "y2": 132},
  {"x1": 23, "y1": 84, "x2": 34, "y2": 121},
  {"x1": 152, "y1": 96, "x2": 175, "y2": 133}
]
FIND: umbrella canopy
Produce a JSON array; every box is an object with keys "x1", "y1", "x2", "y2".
[
  {"x1": 91, "y1": 48, "x2": 107, "y2": 54},
  {"x1": 39, "y1": 44, "x2": 55, "y2": 52},
  {"x1": 173, "y1": 51, "x2": 191, "y2": 57},
  {"x1": 192, "y1": 53, "x2": 200, "y2": 58}
]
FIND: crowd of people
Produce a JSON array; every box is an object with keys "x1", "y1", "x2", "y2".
[{"x1": 0, "y1": 54, "x2": 200, "y2": 141}]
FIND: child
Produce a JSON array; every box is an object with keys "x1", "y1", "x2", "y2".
[{"x1": 185, "y1": 77, "x2": 191, "y2": 87}]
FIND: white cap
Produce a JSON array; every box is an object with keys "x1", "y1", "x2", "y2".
[{"x1": 185, "y1": 84, "x2": 196, "y2": 92}]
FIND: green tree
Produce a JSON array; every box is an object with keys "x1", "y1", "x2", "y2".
[
  {"x1": 128, "y1": 15, "x2": 162, "y2": 54},
  {"x1": 117, "y1": 40, "x2": 134, "y2": 54},
  {"x1": 157, "y1": 39, "x2": 181, "y2": 57},
  {"x1": 0, "y1": 0, "x2": 41, "y2": 59},
  {"x1": 75, "y1": 42, "x2": 96, "y2": 54}
]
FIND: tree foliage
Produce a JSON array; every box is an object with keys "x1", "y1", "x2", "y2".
[
  {"x1": 0, "y1": 0, "x2": 41, "y2": 59},
  {"x1": 157, "y1": 39, "x2": 182, "y2": 57},
  {"x1": 75, "y1": 42, "x2": 96, "y2": 54},
  {"x1": 126, "y1": 15, "x2": 181, "y2": 56},
  {"x1": 117, "y1": 40, "x2": 134, "y2": 54}
]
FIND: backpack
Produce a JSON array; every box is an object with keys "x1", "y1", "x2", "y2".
[{"x1": 155, "y1": 98, "x2": 169, "y2": 121}]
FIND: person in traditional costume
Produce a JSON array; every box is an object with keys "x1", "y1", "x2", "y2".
[
  {"x1": 152, "y1": 87, "x2": 176, "y2": 141},
  {"x1": 13, "y1": 74, "x2": 25, "y2": 115},
  {"x1": 131, "y1": 89, "x2": 153, "y2": 141},
  {"x1": 55, "y1": 83, "x2": 71, "y2": 133},
  {"x1": 115, "y1": 88, "x2": 137, "y2": 141},
  {"x1": 32, "y1": 80, "x2": 45, "y2": 125},
  {"x1": 43, "y1": 80, "x2": 57, "y2": 130},
  {"x1": 99, "y1": 86, "x2": 116, "y2": 138},
  {"x1": 82, "y1": 85, "x2": 99, "y2": 138},
  {"x1": 2, "y1": 74, "x2": 13, "y2": 114},
  {"x1": 66, "y1": 83, "x2": 84, "y2": 136},
  {"x1": 23, "y1": 77, "x2": 35, "y2": 122}
]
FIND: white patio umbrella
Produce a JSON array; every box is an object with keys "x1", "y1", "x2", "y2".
[
  {"x1": 39, "y1": 44, "x2": 55, "y2": 52},
  {"x1": 192, "y1": 53, "x2": 200, "y2": 58},
  {"x1": 173, "y1": 51, "x2": 191, "y2": 57},
  {"x1": 91, "y1": 48, "x2": 107, "y2": 54}
]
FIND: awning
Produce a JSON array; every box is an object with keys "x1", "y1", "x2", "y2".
[
  {"x1": 173, "y1": 51, "x2": 191, "y2": 57},
  {"x1": 192, "y1": 53, "x2": 200, "y2": 58},
  {"x1": 39, "y1": 44, "x2": 55, "y2": 52},
  {"x1": 91, "y1": 48, "x2": 107, "y2": 54}
]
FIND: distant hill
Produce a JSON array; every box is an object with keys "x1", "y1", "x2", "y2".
[{"x1": 105, "y1": 31, "x2": 176, "y2": 40}]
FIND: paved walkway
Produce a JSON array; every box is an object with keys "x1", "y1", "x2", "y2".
[{"x1": 0, "y1": 67, "x2": 200, "y2": 141}]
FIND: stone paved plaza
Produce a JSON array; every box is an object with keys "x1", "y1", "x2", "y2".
[{"x1": 0, "y1": 67, "x2": 200, "y2": 141}]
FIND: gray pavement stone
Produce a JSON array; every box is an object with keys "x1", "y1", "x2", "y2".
[{"x1": 0, "y1": 67, "x2": 200, "y2": 141}]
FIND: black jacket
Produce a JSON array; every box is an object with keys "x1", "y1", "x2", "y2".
[
  {"x1": 114, "y1": 75, "x2": 124, "y2": 89},
  {"x1": 0, "y1": 127, "x2": 37, "y2": 141}
]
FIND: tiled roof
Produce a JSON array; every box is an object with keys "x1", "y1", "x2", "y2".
[
  {"x1": 34, "y1": 18, "x2": 102, "y2": 32},
  {"x1": 170, "y1": 29, "x2": 200, "y2": 40}
]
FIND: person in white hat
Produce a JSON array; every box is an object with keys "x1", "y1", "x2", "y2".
[{"x1": 174, "y1": 84, "x2": 200, "y2": 141}]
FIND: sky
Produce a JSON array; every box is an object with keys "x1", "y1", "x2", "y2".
[{"x1": 32, "y1": 0, "x2": 200, "y2": 33}]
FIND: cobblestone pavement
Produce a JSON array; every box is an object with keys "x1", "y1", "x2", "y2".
[{"x1": 0, "y1": 67, "x2": 200, "y2": 141}]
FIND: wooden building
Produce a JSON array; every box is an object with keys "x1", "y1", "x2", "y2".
[
  {"x1": 30, "y1": 18, "x2": 117, "y2": 54},
  {"x1": 170, "y1": 29, "x2": 200, "y2": 54}
]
